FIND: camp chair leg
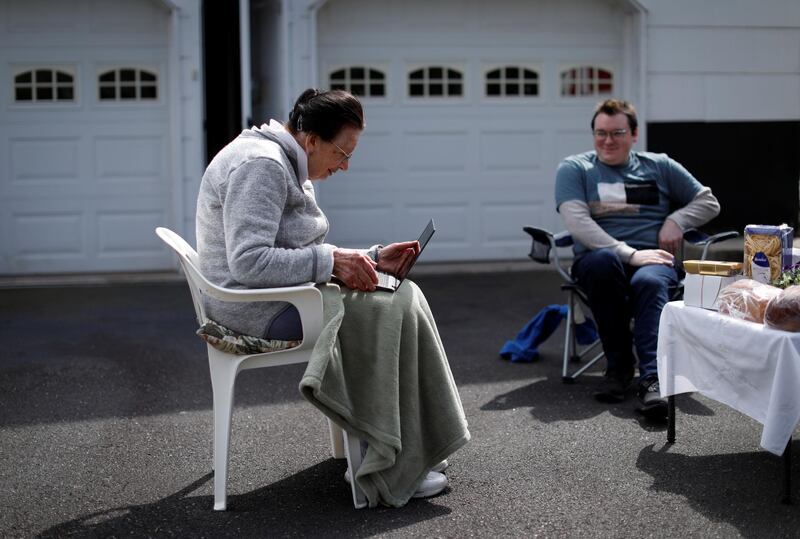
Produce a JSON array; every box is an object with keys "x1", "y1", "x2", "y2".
[
  {"x1": 562, "y1": 291, "x2": 605, "y2": 383},
  {"x1": 562, "y1": 296, "x2": 574, "y2": 382}
]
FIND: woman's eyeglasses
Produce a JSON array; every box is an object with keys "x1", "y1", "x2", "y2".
[{"x1": 331, "y1": 141, "x2": 353, "y2": 164}]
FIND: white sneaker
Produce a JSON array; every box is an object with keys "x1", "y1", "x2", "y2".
[
  {"x1": 431, "y1": 459, "x2": 448, "y2": 473},
  {"x1": 344, "y1": 469, "x2": 449, "y2": 498},
  {"x1": 411, "y1": 471, "x2": 448, "y2": 498}
]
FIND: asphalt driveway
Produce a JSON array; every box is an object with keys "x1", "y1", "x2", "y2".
[{"x1": 1, "y1": 269, "x2": 798, "y2": 538}]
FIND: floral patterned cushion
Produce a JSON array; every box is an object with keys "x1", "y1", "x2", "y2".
[{"x1": 196, "y1": 320, "x2": 301, "y2": 355}]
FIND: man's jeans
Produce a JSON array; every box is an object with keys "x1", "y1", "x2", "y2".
[{"x1": 571, "y1": 248, "x2": 680, "y2": 380}]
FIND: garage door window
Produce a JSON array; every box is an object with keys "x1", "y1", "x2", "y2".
[
  {"x1": 329, "y1": 67, "x2": 385, "y2": 97},
  {"x1": 560, "y1": 66, "x2": 613, "y2": 97},
  {"x1": 486, "y1": 66, "x2": 539, "y2": 97},
  {"x1": 14, "y1": 68, "x2": 75, "y2": 102},
  {"x1": 408, "y1": 67, "x2": 463, "y2": 98},
  {"x1": 98, "y1": 68, "x2": 158, "y2": 101}
]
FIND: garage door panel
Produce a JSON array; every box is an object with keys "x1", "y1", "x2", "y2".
[
  {"x1": 3, "y1": 0, "x2": 166, "y2": 44},
  {"x1": 480, "y1": 130, "x2": 544, "y2": 171},
  {"x1": 96, "y1": 209, "x2": 167, "y2": 257},
  {"x1": 3, "y1": 0, "x2": 84, "y2": 33},
  {"x1": 402, "y1": 130, "x2": 470, "y2": 172},
  {"x1": 317, "y1": 0, "x2": 627, "y2": 262},
  {"x1": 0, "y1": 0, "x2": 172, "y2": 274},
  {"x1": 10, "y1": 210, "x2": 84, "y2": 258},
  {"x1": 406, "y1": 203, "x2": 471, "y2": 253},
  {"x1": 5, "y1": 132, "x2": 167, "y2": 197},
  {"x1": 5, "y1": 198, "x2": 88, "y2": 274},
  {"x1": 9, "y1": 136, "x2": 81, "y2": 186},
  {"x1": 3, "y1": 196, "x2": 171, "y2": 273},
  {"x1": 477, "y1": 2, "x2": 544, "y2": 34},
  {"x1": 389, "y1": 0, "x2": 471, "y2": 32},
  {"x1": 94, "y1": 135, "x2": 164, "y2": 191},
  {"x1": 480, "y1": 201, "x2": 547, "y2": 246},
  {"x1": 320, "y1": 0, "x2": 473, "y2": 37},
  {"x1": 322, "y1": 204, "x2": 395, "y2": 247},
  {"x1": 351, "y1": 131, "x2": 392, "y2": 172},
  {"x1": 88, "y1": 0, "x2": 168, "y2": 35},
  {"x1": 85, "y1": 102, "x2": 168, "y2": 121},
  {"x1": 553, "y1": 128, "x2": 595, "y2": 162}
]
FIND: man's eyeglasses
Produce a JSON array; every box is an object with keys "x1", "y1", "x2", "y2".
[
  {"x1": 593, "y1": 128, "x2": 629, "y2": 140},
  {"x1": 331, "y1": 141, "x2": 353, "y2": 164}
]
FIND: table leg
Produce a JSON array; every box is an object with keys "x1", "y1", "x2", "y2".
[
  {"x1": 782, "y1": 437, "x2": 792, "y2": 504},
  {"x1": 667, "y1": 395, "x2": 676, "y2": 443}
]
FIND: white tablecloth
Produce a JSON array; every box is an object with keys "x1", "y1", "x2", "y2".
[{"x1": 657, "y1": 301, "x2": 800, "y2": 455}]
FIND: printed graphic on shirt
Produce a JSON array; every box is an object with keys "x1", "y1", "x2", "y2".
[{"x1": 589, "y1": 180, "x2": 659, "y2": 217}]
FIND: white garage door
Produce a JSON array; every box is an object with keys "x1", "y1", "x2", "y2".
[
  {"x1": 0, "y1": 0, "x2": 174, "y2": 275},
  {"x1": 315, "y1": 0, "x2": 627, "y2": 262}
]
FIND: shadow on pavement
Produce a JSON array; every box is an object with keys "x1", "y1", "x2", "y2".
[
  {"x1": 1, "y1": 270, "x2": 566, "y2": 428},
  {"x1": 638, "y1": 442, "x2": 800, "y2": 536},
  {"x1": 480, "y1": 369, "x2": 715, "y2": 429},
  {"x1": 39, "y1": 461, "x2": 451, "y2": 538}
]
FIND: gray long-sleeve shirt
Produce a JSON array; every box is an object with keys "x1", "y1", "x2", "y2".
[
  {"x1": 555, "y1": 150, "x2": 720, "y2": 262},
  {"x1": 195, "y1": 123, "x2": 337, "y2": 337},
  {"x1": 560, "y1": 187, "x2": 720, "y2": 262}
]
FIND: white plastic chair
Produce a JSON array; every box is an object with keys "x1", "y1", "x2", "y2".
[{"x1": 155, "y1": 227, "x2": 367, "y2": 510}]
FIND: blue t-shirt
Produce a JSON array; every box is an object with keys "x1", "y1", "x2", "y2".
[{"x1": 554, "y1": 151, "x2": 703, "y2": 256}]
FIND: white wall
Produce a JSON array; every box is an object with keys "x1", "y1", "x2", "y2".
[
  {"x1": 640, "y1": 0, "x2": 800, "y2": 122},
  {"x1": 175, "y1": 0, "x2": 204, "y2": 246}
]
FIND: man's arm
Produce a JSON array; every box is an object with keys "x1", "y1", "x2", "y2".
[
  {"x1": 554, "y1": 157, "x2": 639, "y2": 260},
  {"x1": 559, "y1": 200, "x2": 637, "y2": 262},
  {"x1": 665, "y1": 187, "x2": 721, "y2": 231},
  {"x1": 659, "y1": 188, "x2": 720, "y2": 253},
  {"x1": 561, "y1": 200, "x2": 675, "y2": 267}
]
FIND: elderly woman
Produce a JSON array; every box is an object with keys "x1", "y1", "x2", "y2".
[{"x1": 195, "y1": 89, "x2": 470, "y2": 507}]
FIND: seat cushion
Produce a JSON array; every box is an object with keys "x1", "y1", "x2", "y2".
[{"x1": 197, "y1": 319, "x2": 301, "y2": 355}]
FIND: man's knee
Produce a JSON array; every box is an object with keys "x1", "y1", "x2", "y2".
[
  {"x1": 573, "y1": 248, "x2": 625, "y2": 284},
  {"x1": 629, "y1": 266, "x2": 676, "y2": 297}
]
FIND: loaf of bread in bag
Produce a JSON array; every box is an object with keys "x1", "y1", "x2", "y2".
[
  {"x1": 765, "y1": 285, "x2": 800, "y2": 332},
  {"x1": 717, "y1": 279, "x2": 781, "y2": 323}
]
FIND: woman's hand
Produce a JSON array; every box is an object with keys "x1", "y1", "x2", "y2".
[
  {"x1": 333, "y1": 248, "x2": 378, "y2": 291},
  {"x1": 377, "y1": 241, "x2": 420, "y2": 279}
]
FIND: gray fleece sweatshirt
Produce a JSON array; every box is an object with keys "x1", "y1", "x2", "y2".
[{"x1": 196, "y1": 123, "x2": 338, "y2": 337}]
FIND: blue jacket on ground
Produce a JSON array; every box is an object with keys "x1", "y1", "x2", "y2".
[{"x1": 499, "y1": 304, "x2": 598, "y2": 363}]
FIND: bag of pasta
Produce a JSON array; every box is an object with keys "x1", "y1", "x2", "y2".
[
  {"x1": 743, "y1": 224, "x2": 793, "y2": 283},
  {"x1": 765, "y1": 286, "x2": 800, "y2": 332},
  {"x1": 717, "y1": 279, "x2": 781, "y2": 323}
]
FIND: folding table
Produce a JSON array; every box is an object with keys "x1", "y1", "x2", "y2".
[{"x1": 657, "y1": 301, "x2": 800, "y2": 503}]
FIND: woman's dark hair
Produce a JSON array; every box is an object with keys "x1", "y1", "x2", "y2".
[{"x1": 287, "y1": 88, "x2": 364, "y2": 141}]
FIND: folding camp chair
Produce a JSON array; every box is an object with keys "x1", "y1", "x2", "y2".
[{"x1": 522, "y1": 226, "x2": 738, "y2": 383}]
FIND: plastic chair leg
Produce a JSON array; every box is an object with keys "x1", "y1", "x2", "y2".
[
  {"x1": 208, "y1": 353, "x2": 240, "y2": 511},
  {"x1": 343, "y1": 430, "x2": 368, "y2": 509},
  {"x1": 328, "y1": 420, "x2": 346, "y2": 459}
]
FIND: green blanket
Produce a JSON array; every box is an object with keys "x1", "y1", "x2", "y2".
[{"x1": 299, "y1": 281, "x2": 470, "y2": 507}]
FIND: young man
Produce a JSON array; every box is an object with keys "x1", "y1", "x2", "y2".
[{"x1": 554, "y1": 99, "x2": 720, "y2": 418}]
